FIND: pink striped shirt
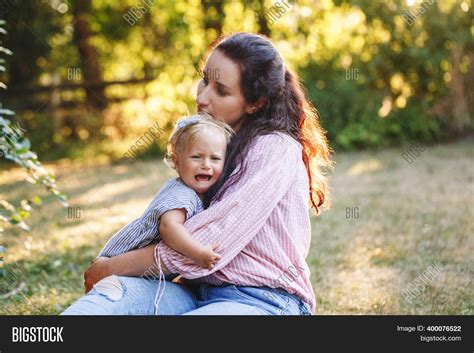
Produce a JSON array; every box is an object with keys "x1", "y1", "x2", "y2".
[{"x1": 156, "y1": 132, "x2": 316, "y2": 311}]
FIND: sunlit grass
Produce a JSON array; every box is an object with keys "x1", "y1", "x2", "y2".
[
  {"x1": 311, "y1": 138, "x2": 473, "y2": 314},
  {"x1": 1, "y1": 138, "x2": 473, "y2": 314}
]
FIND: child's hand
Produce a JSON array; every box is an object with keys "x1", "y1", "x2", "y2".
[{"x1": 194, "y1": 244, "x2": 221, "y2": 269}]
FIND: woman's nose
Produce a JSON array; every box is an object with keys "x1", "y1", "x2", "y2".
[{"x1": 196, "y1": 84, "x2": 210, "y2": 109}]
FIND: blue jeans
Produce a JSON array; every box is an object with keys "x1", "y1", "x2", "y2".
[{"x1": 61, "y1": 275, "x2": 312, "y2": 315}]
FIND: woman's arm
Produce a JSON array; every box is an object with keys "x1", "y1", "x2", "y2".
[
  {"x1": 84, "y1": 243, "x2": 169, "y2": 293},
  {"x1": 157, "y1": 133, "x2": 300, "y2": 279}
]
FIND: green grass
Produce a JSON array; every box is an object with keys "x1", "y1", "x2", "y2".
[{"x1": 1, "y1": 138, "x2": 473, "y2": 314}]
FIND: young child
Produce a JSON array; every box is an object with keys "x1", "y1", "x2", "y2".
[{"x1": 97, "y1": 114, "x2": 234, "y2": 270}]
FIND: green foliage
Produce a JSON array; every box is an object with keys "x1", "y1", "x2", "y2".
[
  {"x1": 298, "y1": 0, "x2": 472, "y2": 150},
  {"x1": 1, "y1": 0, "x2": 472, "y2": 158},
  {"x1": 0, "y1": 19, "x2": 68, "y2": 231}
]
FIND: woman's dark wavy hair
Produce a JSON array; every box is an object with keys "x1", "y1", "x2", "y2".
[{"x1": 203, "y1": 32, "x2": 333, "y2": 215}]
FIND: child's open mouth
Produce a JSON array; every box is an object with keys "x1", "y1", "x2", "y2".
[{"x1": 195, "y1": 174, "x2": 212, "y2": 181}]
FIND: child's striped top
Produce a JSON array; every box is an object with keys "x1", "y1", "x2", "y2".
[{"x1": 98, "y1": 178, "x2": 203, "y2": 258}]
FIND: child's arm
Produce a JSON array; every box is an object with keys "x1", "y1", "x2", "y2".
[{"x1": 159, "y1": 209, "x2": 221, "y2": 269}]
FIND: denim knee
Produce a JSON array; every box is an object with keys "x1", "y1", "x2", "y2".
[{"x1": 92, "y1": 275, "x2": 125, "y2": 301}]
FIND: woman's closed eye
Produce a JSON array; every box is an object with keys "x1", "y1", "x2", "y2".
[{"x1": 201, "y1": 74, "x2": 227, "y2": 97}]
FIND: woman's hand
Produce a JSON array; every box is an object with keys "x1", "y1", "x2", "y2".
[
  {"x1": 84, "y1": 257, "x2": 112, "y2": 293},
  {"x1": 83, "y1": 244, "x2": 168, "y2": 293}
]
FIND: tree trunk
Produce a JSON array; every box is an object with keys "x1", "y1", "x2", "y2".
[
  {"x1": 448, "y1": 45, "x2": 470, "y2": 135},
  {"x1": 72, "y1": 0, "x2": 107, "y2": 109},
  {"x1": 467, "y1": 53, "x2": 474, "y2": 121},
  {"x1": 255, "y1": 0, "x2": 271, "y2": 37},
  {"x1": 201, "y1": 0, "x2": 225, "y2": 42}
]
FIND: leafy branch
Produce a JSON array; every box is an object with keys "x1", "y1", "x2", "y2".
[{"x1": 0, "y1": 19, "x2": 68, "y2": 232}]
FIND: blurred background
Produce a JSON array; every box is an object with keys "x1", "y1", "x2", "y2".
[
  {"x1": 2, "y1": 0, "x2": 473, "y2": 159},
  {"x1": 0, "y1": 0, "x2": 472, "y2": 314}
]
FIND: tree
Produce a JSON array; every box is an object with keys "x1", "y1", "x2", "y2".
[
  {"x1": 72, "y1": 0, "x2": 107, "y2": 108},
  {"x1": 254, "y1": 0, "x2": 271, "y2": 36},
  {"x1": 201, "y1": 0, "x2": 225, "y2": 41}
]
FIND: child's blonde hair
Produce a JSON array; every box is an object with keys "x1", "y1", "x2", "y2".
[{"x1": 164, "y1": 113, "x2": 235, "y2": 172}]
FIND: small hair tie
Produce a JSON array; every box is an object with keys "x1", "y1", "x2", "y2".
[{"x1": 177, "y1": 115, "x2": 201, "y2": 130}]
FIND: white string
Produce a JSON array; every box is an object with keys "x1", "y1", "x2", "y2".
[{"x1": 153, "y1": 245, "x2": 166, "y2": 315}]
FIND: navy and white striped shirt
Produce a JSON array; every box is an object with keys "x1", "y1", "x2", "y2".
[{"x1": 98, "y1": 177, "x2": 204, "y2": 258}]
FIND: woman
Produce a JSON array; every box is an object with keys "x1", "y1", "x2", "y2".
[{"x1": 62, "y1": 32, "x2": 332, "y2": 315}]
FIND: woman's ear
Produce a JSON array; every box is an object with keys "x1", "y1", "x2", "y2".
[{"x1": 245, "y1": 97, "x2": 266, "y2": 114}]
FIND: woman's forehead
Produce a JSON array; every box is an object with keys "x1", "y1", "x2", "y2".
[{"x1": 204, "y1": 50, "x2": 241, "y2": 88}]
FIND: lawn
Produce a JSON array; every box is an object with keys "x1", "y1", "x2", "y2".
[{"x1": 1, "y1": 138, "x2": 472, "y2": 314}]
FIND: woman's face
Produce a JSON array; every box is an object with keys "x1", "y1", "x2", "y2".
[{"x1": 196, "y1": 49, "x2": 253, "y2": 132}]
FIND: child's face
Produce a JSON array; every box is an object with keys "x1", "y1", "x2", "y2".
[{"x1": 175, "y1": 128, "x2": 227, "y2": 195}]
